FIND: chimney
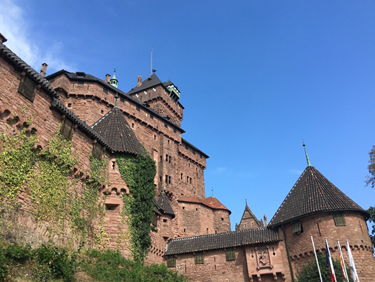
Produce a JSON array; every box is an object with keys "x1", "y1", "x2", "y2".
[
  {"x1": 137, "y1": 75, "x2": 142, "y2": 87},
  {"x1": 0, "y1": 33, "x2": 7, "y2": 43},
  {"x1": 105, "y1": 74, "x2": 111, "y2": 83},
  {"x1": 263, "y1": 215, "x2": 267, "y2": 226},
  {"x1": 40, "y1": 63, "x2": 48, "y2": 77}
]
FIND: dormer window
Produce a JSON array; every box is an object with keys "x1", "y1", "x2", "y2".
[{"x1": 18, "y1": 75, "x2": 36, "y2": 102}]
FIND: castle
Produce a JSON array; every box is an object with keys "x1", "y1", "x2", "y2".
[{"x1": 0, "y1": 33, "x2": 374, "y2": 281}]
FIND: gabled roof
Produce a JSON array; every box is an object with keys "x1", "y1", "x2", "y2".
[
  {"x1": 178, "y1": 196, "x2": 231, "y2": 214},
  {"x1": 0, "y1": 43, "x2": 57, "y2": 97},
  {"x1": 268, "y1": 166, "x2": 368, "y2": 227},
  {"x1": 240, "y1": 203, "x2": 262, "y2": 227},
  {"x1": 165, "y1": 227, "x2": 280, "y2": 255},
  {"x1": 91, "y1": 107, "x2": 144, "y2": 155},
  {"x1": 154, "y1": 192, "x2": 175, "y2": 218}
]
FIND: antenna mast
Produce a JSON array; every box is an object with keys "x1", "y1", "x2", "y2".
[{"x1": 150, "y1": 48, "x2": 153, "y2": 76}]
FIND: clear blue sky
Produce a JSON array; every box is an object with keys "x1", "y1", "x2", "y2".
[{"x1": 2, "y1": 0, "x2": 375, "y2": 231}]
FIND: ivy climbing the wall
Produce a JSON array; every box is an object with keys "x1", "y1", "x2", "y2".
[
  {"x1": 116, "y1": 152, "x2": 156, "y2": 263},
  {"x1": 0, "y1": 118, "x2": 108, "y2": 247}
]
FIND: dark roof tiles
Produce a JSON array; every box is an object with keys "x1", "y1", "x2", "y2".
[
  {"x1": 178, "y1": 196, "x2": 231, "y2": 214},
  {"x1": 165, "y1": 227, "x2": 280, "y2": 255},
  {"x1": 268, "y1": 166, "x2": 368, "y2": 227},
  {"x1": 91, "y1": 107, "x2": 144, "y2": 155},
  {"x1": 154, "y1": 192, "x2": 175, "y2": 218}
]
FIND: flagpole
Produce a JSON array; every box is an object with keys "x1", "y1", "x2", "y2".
[
  {"x1": 311, "y1": 235, "x2": 323, "y2": 282},
  {"x1": 325, "y1": 238, "x2": 337, "y2": 282},
  {"x1": 346, "y1": 240, "x2": 360, "y2": 282},
  {"x1": 337, "y1": 240, "x2": 350, "y2": 282}
]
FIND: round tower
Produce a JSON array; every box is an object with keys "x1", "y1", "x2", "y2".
[{"x1": 268, "y1": 165, "x2": 374, "y2": 281}]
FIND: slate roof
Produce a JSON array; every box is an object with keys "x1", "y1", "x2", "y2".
[
  {"x1": 0, "y1": 43, "x2": 57, "y2": 97},
  {"x1": 181, "y1": 138, "x2": 209, "y2": 159},
  {"x1": 91, "y1": 107, "x2": 144, "y2": 155},
  {"x1": 127, "y1": 74, "x2": 163, "y2": 95},
  {"x1": 165, "y1": 227, "x2": 280, "y2": 255},
  {"x1": 154, "y1": 192, "x2": 175, "y2": 218},
  {"x1": 178, "y1": 196, "x2": 231, "y2": 214},
  {"x1": 268, "y1": 166, "x2": 369, "y2": 227}
]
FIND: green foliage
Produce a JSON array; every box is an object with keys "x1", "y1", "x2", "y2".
[
  {"x1": 366, "y1": 146, "x2": 375, "y2": 248},
  {"x1": 0, "y1": 243, "x2": 187, "y2": 282},
  {"x1": 367, "y1": 206, "x2": 375, "y2": 248},
  {"x1": 0, "y1": 120, "x2": 107, "y2": 246},
  {"x1": 297, "y1": 253, "x2": 352, "y2": 282},
  {"x1": 82, "y1": 249, "x2": 187, "y2": 282},
  {"x1": 116, "y1": 152, "x2": 156, "y2": 263}
]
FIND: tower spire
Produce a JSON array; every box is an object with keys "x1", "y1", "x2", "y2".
[
  {"x1": 110, "y1": 69, "x2": 118, "y2": 88},
  {"x1": 303, "y1": 141, "x2": 311, "y2": 166},
  {"x1": 211, "y1": 187, "x2": 214, "y2": 198}
]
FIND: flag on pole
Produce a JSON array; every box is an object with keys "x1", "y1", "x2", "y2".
[
  {"x1": 311, "y1": 235, "x2": 323, "y2": 282},
  {"x1": 347, "y1": 240, "x2": 360, "y2": 282},
  {"x1": 337, "y1": 240, "x2": 349, "y2": 282},
  {"x1": 325, "y1": 238, "x2": 337, "y2": 282}
]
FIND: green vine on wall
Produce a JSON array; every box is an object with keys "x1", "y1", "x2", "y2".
[
  {"x1": 116, "y1": 152, "x2": 156, "y2": 263},
  {"x1": 0, "y1": 117, "x2": 108, "y2": 247}
]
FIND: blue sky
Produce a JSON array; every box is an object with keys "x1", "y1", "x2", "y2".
[{"x1": 2, "y1": 0, "x2": 375, "y2": 230}]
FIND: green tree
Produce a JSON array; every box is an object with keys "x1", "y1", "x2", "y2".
[
  {"x1": 366, "y1": 146, "x2": 375, "y2": 248},
  {"x1": 297, "y1": 253, "x2": 352, "y2": 282}
]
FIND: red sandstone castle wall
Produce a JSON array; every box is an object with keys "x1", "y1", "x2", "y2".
[{"x1": 280, "y1": 212, "x2": 375, "y2": 282}]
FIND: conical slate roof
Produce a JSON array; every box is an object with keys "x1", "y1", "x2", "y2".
[
  {"x1": 154, "y1": 192, "x2": 175, "y2": 218},
  {"x1": 241, "y1": 203, "x2": 262, "y2": 226},
  {"x1": 91, "y1": 107, "x2": 144, "y2": 155},
  {"x1": 268, "y1": 166, "x2": 368, "y2": 227}
]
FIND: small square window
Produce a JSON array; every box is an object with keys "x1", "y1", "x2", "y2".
[
  {"x1": 18, "y1": 75, "x2": 36, "y2": 102},
  {"x1": 167, "y1": 256, "x2": 176, "y2": 268},
  {"x1": 333, "y1": 212, "x2": 346, "y2": 226},
  {"x1": 120, "y1": 96, "x2": 125, "y2": 102},
  {"x1": 60, "y1": 118, "x2": 74, "y2": 140},
  {"x1": 68, "y1": 103, "x2": 72, "y2": 108},
  {"x1": 92, "y1": 142, "x2": 103, "y2": 160},
  {"x1": 103, "y1": 87, "x2": 108, "y2": 94},
  {"x1": 195, "y1": 252, "x2": 204, "y2": 264},
  {"x1": 226, "y1": 248, "x2": 235, "y2": 261},
  {"x1": 292, "y1": 221, "x2": 303, "y2": 234}
]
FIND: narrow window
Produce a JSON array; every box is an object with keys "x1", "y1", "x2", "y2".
[
  {"x1": 180, "y1": 173, "x2": 183, "y2": 179},
  {"x1": 18, "y1": 75, "x2": 36, "y2": 102},
  {"x1": 163, "y1": 219, "x2": 168, "y2": 223},
  {"x1": 60, "y1": 118, "x2": 74, "y2": 140},
  {"x1": 166, "y1": 154, "x2": 169, "y2": 162},
  {"x1": 165, "y1": 175, "x2": 168, "y2": 184},
  {"x1": 68, "y1": 103, "x2": 72, "y2": 108},
  {"x1": 226, "y1": 248, "x2": 236, "y2": 261},
  {"x1": 132, "y1": 123, "x2": 134, "y2": 128},
  {"x1": 136, "y1": 105, "x2": 140, "y2": 111},
  {"x1": 333, "y1": 212, "x2": 346, "y2": 226},
  {"x1": 167, "y1": 256, "x2": 176, "y2": 268},
  {"x1": 169, "y1": 156, "x2": 171, "y2": 163},
  {"x1": 164, "y1": 123, "x2": 168, "y2": 128},
  {"x1": 195, "y1": 252, "x2": 204, "y2": 264},
  {"x1": 150, "y1": 113, "x2": 154, "y2": 119},
  {"x1": 103, "y1": 87, "x2": 108, "y2": 93},
  {"x1": 154, "y1": 135, "x2": 156, "y2": 140},
  {"x1": 169, "y1": 176, "x2": 171, "y2": 184},
  {"x1": 168, "y1": 140, "x2": 170, "y2": 144},
  {"x1": 92, "y1": 142, "x2": 103, "y2": 160},
  {"x1": 112, "y1": 161, "x2": 116, "y2": 170},
  {"x1": 292, "y1": 221, "x2": 303, "y2": 234},
  {"x1": 101, "y1": 110, "x2": 104, "y2": 114}
]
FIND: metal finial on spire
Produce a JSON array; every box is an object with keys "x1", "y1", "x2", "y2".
[
  {"x1": 211, "y1": 188, "x2": 214, "y2": 198},
  {"x1": 302, "y1": 141, "x2": 311, "y2": 166},
  {"x1": 245, "y1": 199, "x2": 247, "y2": 206},
  {"x1": 162, "y1": 185, "x2": 165, "y2": 193},
  {"x1": 150, "y1": 48, "x2": 153, "y2": 76},
  {"x1": 114, "y1": 93, "x2": 119, "y2": 108}
]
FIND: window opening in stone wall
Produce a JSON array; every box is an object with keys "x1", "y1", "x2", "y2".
[
  {"x1": 18, "y1": 75, "x2": 36, "y2": 102},
  {"x1": 226, "y1": 248, "x2": 236, "y2": 261},
  {"x1": 150, "y1": 113, "x2": 154, "y2": 119},
  {"x1": 166, "y1": 154, "x2": 168, "y2": 162},
  {"x1": 190, "y1": 178, "x2": 192, "y2": 184},
  {"x1": 120, "y1": 96, "x2": 124, "y2": 102},
  {"x1": 159, "y1": 176, "x2": 162, "y2": 182},
  {"x1": 165, "y1": 175, "x2": 168, "y2": 184},
  {"x1": 132, "y1": 123, "x2": 134, "y2": 128},
  {"x1": 169, "y1": 156, "x2": 171, "y2": 163},
  {"x1": 60, "y1": 118, "x2": 74, "y2": 140},
  {"x1": 168, "y1": 139, "x2": 170, "y2": 144},
  {"x1": 169, "y1": 176, "x2": 171, "y2": 184},
  {"x1": 167, "y1": 256, "x2": 176, "y2": 268},
  {"x1": 103, "y1": 87, "x2": 108, "y2": 94},
  {"x1": 163, "y1": 219, "x2": 167, "y2": 223},
  {"x1": 101, "y1": 110, "x2": 103, "y2": 114},
  {"x1": 182, "y1": 206, "x2": 185, "y2": 210},
  {"x1": 221, "y1": 218, "x2": 224, "y2": 221},
  {"x1": 292, "y1": 221, "x2": 303, "y2": 234},
  {"x1": 92, "y1": 142, "x2": 103, "y2": 160},
  {"x1": 154, "y1": 135, "x2": 156, "y2": 140},
  {"x1": 174, "y1": 128, "x2": 176, "y2": 133},
  {"x1": 180, "y1": 173, "x2": 183, "y2": 179},
  {"x1": 317, "y1": 223, "x2": 321, "y2": 236},
  {"x1": 136, "y1": 105, "x2": 140, "y2": 111},
  {"x1": 164, "y1": 123, "x2": 168, "y2": 128},
  {"x1": 68, "y1": 103, "x2": 72, "y2": 108},
  {"x1": 78, "y1": 82, "x2": 84, "y2": 87},
  {"x1": 333, "y1": 212, "x2": 346, "y2": 226},
  {"x1": 195, "y1": 252, "x2": 204, "y2": 264}
]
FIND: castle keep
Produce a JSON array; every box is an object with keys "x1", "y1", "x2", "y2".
[{"x1": 0, "y1": 34, "x2": 374, "y2": 281}]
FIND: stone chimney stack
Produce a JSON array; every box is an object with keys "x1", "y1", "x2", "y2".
[
  {"x1": 137, "y1": 75, "x2": 142, "y2": 87},
  {"x1": 0, "y1": 33, "x2": 7, "y2": 43},
  {"x1": 105, "y1": 74, "x2": 111, "y2": 83},
  {"x1": 263, "y1": 215, "x2": 267, "y2": 227},
  {"x1": 40, "y1": 63, "x2": 48, "y2": 77}
]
